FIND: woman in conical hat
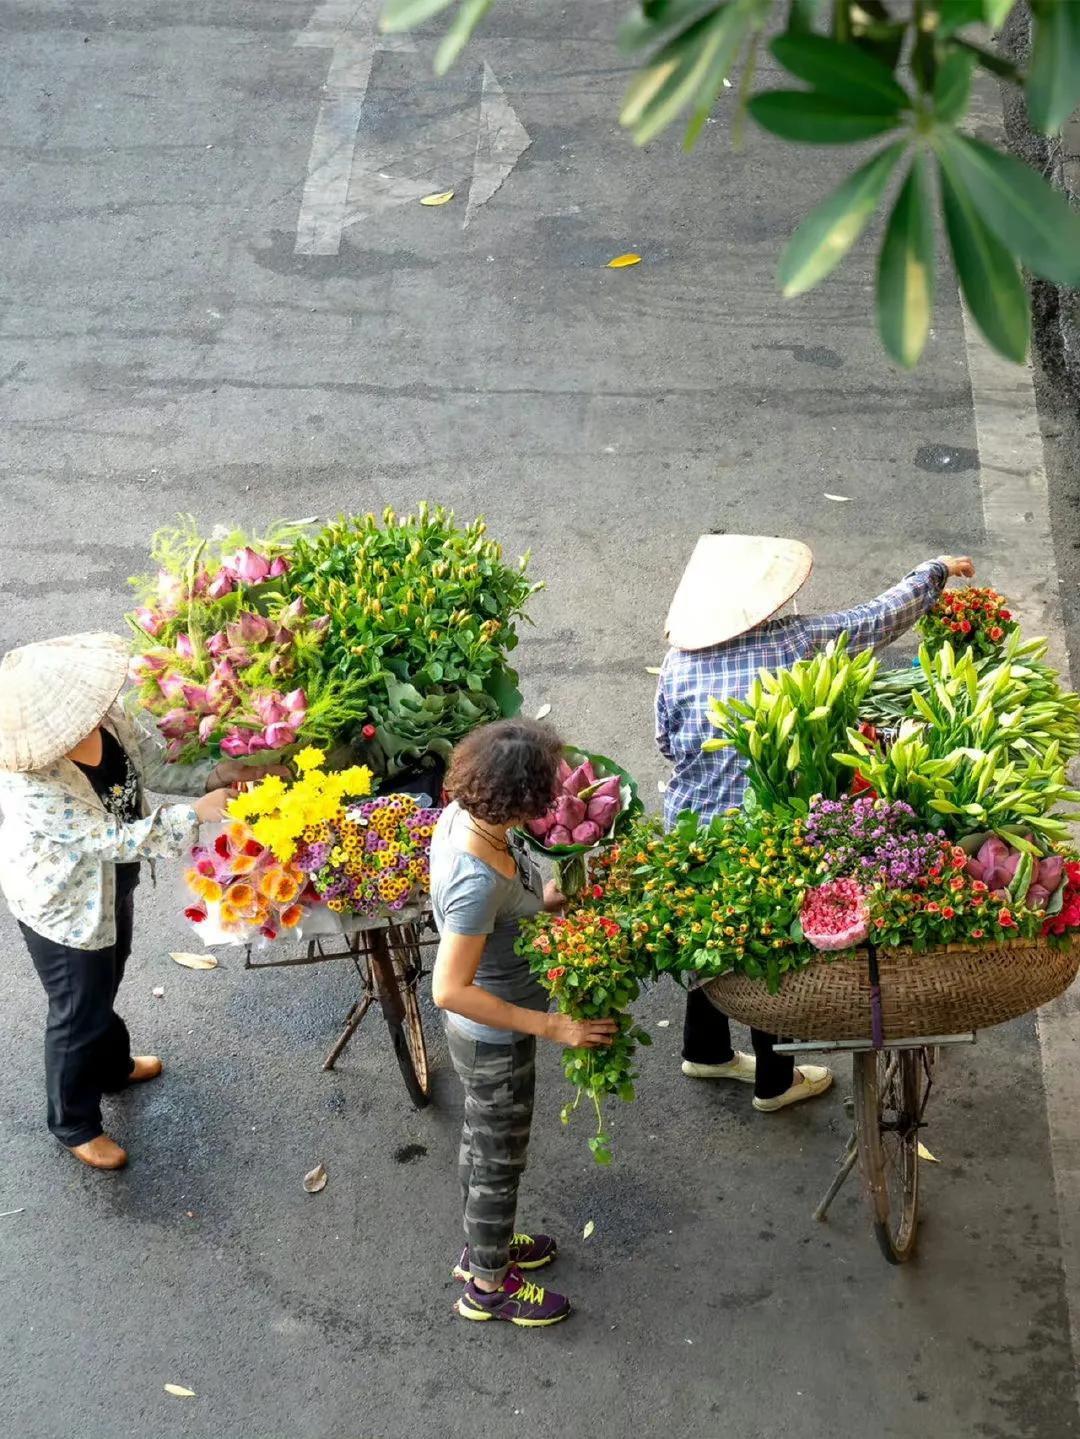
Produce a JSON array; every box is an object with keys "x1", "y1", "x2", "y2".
[
  {"x1": 0, "y1": 633, "x2": 244, "y2": 1171},
  {"x1": 657, "y1": 537, "x2": 974, "y2": 1112}
]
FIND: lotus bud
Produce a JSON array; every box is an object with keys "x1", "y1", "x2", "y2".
[
  {"x1": 264, "y1": 723, "x2": 298, "y2": 749},
  {"x1": 207, "y1": 571, "x2": 234, "y2": 601},
  {"x1": 586, "y1": 796, "x2": 619, "y2": 831},
  {"x1": 156, "y1": 570, "x2": 184, "y2": 614},
  {"x1": 571, "y1": 821, "x2": 603, "y2": 846},
  {"x1": 158, "y1": 674, "x2": 187, "y2": 703},
  {"x1": 175, "y1": 633, "x2": 195, "y2": 661},
  {"x1": 556, "y1": 759, "x2": 572, "y2": 787},
  {"x1": 268, "y1": 555, "x2": 290, "y2": 579},
  {"x1": 311, "y1": 615, "x2": 330, "y2": 635},
  {"x1": 553, "y1": 795, "x2": 586, "y2": 830},
  {"x1": 1038, "y1": 856, "x2": 1065, "y2": 892},
  {"x1": 1026, "y1": 884, "x2": 1051, "y2": 910},
  {"x1": 198, "y1": 714, "x2": 218, "y2": 745},
  {"x1": 207, "y1": 631, "x2": 228, "y2": 658},
  {"x1": 226, "y1": 547, "x2": 272, "y2": 585},
  {"x1": 158, "y1": 707, "x2": 198, "y2": 739},
  {"x1": 547, "y1": 825, "x2": 573, "y2": 846},
  {"x1": 220, "y1": 732, "x2": 252, "y2": 757},
  {"x1": 274, "y1": 626, "x2": 294, "y2": 648},
  {"x1": 246, "y1": 735, "x2": 272, "y2": 753},
  {"x1": 253, "y1": 693, "x2": 287, "y2": 726},
  {"x1": 977, "y1": 837, "x2": 1009, "y2": 874},
  {"x1": 283, "y1": 687, "x2": 307, "y2": 716},
  {"x1": 192, "y1": 568, "x2": 211, "y2": 595},
  {"x1": 565, "y1": 763, "x2": 595, "y2": 796},
  {"x1": 181, "y1": 684, "x2": 209, "y2": 712},
  {"x1": 134, "y1": 606, "x2": 164, "y2": 638},
  {"x1": 965, "y1": 857, "x2": 985, "y2": 882},
  {"x1": 526, "y1": 817, "x2": 553, "y2": 840},
  {"x1": 590, "y1": 776, "x2": 621, "y2": 803},
  {"x1": 282, "y1": 597, "x2": 307, "y2": 622},
  {"x1": 1000, "y1": 851, "x2": 1021, "y2": 884},
  {"x1": 230, "y1": 612, "x2": 272, "y2": 646}
]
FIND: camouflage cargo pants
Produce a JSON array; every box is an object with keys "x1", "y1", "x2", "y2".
[{"x1": 446, "y1": 1027, "x2": 536, "y2": 1285}]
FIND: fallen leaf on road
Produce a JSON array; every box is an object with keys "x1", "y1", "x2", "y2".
[
  {"x1": 0, "y1": 1208, "x2": 25, "y2": 1219},
  {"x1": 151, "y1": 986, "x2": 165, "y2": 998},
  {"x1": 170, "y1": 952, "x2": 217, "y2": 971},
  {"x1": 164, "y1": 1385, "x2": 195, "y2": 1398},
  {"x1": 656, "y1": 1019, "x2": 670, "y2": 1028},
  {"x1": 535, "y1": 703, "x2": 552, "y2": 720},
  {"x1": 607, "y1": 253, "x2": 641, "y2": 268},
  {"x1": 582, "y1": 1220, "x2": 595, "y2": 1240},
  {"x1": 657, "y1": 780, "x2": 667, "y2": 794},
  {"x1": 645, "y1": 666, "x2": 661, "y2": 675},
  {"x1": 917, "y1": 1142, "x2": 939, "y2": 1163},
  {"x1": 303, "y1": 1163, "x2": 328, "y2": 1194},
  {"x1": 824, "y1": 493, "x2": 851, "y2": 503},
  {"x1": 722, "y1": 77, "x2": 733, "y2": 87},
  {"x1": 420, "y1": 190, "x2": 454, "y2": 206}
]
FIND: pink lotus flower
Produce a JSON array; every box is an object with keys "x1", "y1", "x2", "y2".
[
  {"x1": 282, "y1": 598, "x2": 306, "y2": 622},
  {"x1": 228, "y1": 612, "x2": 272, "y2": 646},
  {"x1": 198, "y1": 714, "x2": 218, "y2": 745},
  {"x1": 134, "y1": 607, "x2": 164, "y2": 638},
  {"x1": 269, "y1": 655, "x2": 288, "y2": 677},
  {"x1": 176, "y1": 633, "x2": 195, "y2": 661},
  {"x1": 192, "y1": 568, "x2": 211, "y2": 595},
  {"x1": 221, "y1": 731, "x2": 253, "y2": 758},
  {"x1": 268, "y1": 556, "x2": 290, "y2": 579},
  {"x1": 159, "y1": 707, "x2": 198, "y2": 740},
  {"x1": 246, "y1": 734, "x2": 272, "y2": 752},
  {"x1": 253, "y1": 693, "x2": 287, "y2": 726},
  {"x1": 207, "y1": 571, "x2": 234, "y2": 601},
  {"x1": 1037, "y1": 855, "x2": 1065, "y2": 892},
  {"x1": 205, "y1": 671, "x2": 234, "y2": 709},
  {"x1": 283, "y1": 687, "x2": 307, "y2": 717},
  {"x1": 207, "y1": 630, "x2": 228, "y2": 658},
  {"x1": 156, "y1": 570, "x2": 185, "y2": 614},
  {"x1": 263, "y1": 723, "x2": 298, "y2": 749},
  {"x1": 158, "y1": 673, "x2": 188, "y2": 703},
  {"x1": 226, "y1": 547, "x2": 271, "y2": 586},
  {"x1": 181, "y1": 684, "x2": 210, "y2": 712},
  {"x1": 311, "y1": 615, "x2": 330, "y2": 635},
  {"x1": 129, "y1": 652, "x2": 168, "y2": 679}
]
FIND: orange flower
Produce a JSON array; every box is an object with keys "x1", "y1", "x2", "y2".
[
  {"x1": 190, "y1": 875, "x2": 223, "y2": 904},
  {"x1": 226, "y1": 822, "x2": 253, "y2": 850},
  {"x1": 259, "y1": 868, "x2": 300, "y2": 904},
  {"x1": 998, "y1": 908, "x2": 1015, "y2": 928},
  {"x1": 229, "y1": 854, "x2": 260, "y2": 876},
  {"x1": 228, "y1": 883, "x2": 258, "y2": 915},
  {"x1": 280, "y1": 904, "x2": 304, "y2": 929}
]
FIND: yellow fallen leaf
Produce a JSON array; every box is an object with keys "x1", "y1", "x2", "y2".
[
  {"x1": 582, "y1": 1219, "x2": 595, "y2": 1240},
  {"x1": 917, "y1": 1142, "x2": 939, "y2": 1163},
  {"x1": 420, "y1": 190, "x2": 454, "y2": 206},
  {"x1": 164, "y1": 1384, "x2": 195, "y2": 1398},
  {"x1": 303, "y1": 1163, "x2": 328, "y2": 1194},
  {"x1": 607, "y1": 253, "x2": 641, "y2": 269},
  {"x1": 535, "y1": 703, "x2": 552, "y2": 720},
  {"x1": 170, "y1": 952, "x2": 217, "y2": 970},
  {"x1": 645, "y1": 666, "x2": 661, "y2": 675}
]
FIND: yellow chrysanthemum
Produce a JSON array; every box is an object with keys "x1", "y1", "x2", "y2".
[{"x1": 294, "y1": 746, "x2": 325, "y2": 773}]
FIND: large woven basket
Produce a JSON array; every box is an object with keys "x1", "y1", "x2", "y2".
[{"x1": 704, "y1": 938, "x2": 1080, "y2": 1041}]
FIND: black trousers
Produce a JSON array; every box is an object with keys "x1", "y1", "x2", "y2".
[
  {"x1": 682, "y1": 986, "x2": 795, "y2": 1101},
  {"x1": 20, "y1": 889, "x2": 137, "y2": 1147}
]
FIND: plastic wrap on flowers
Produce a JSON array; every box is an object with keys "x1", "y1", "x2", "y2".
[
  {"x1": 515, "y1": 747, "x2": 641, "y2": 896},
  {"x1": 801, "y1": 878, "x2": 869, "y2": 952},
  {"x1": 181, "y1": 822, "x2": 315, "y2": 946}
]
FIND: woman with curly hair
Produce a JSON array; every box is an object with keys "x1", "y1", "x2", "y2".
[{"x1": 431, "y1": 719, "x2": 616, "y2": 1328}]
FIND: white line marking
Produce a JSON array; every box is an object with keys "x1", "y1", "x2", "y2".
[
  {"x1": 464, "y1": 61, "x2": 532, "y2": 229},
  {"x1": 963, "y1": 299, "x2": 1080, "y2": 1409}
]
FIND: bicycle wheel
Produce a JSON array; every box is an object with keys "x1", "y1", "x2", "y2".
[
  {"x1": 852, "y1": 1048, "x2": 921, "y2": 1264},
  {"x1": 373, "y1": 929, "x2": 432, "y2": 1109}
]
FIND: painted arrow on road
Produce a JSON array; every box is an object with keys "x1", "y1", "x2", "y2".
[{"x1": 294, "y1": 1, "x2": 531, "y2": 255}]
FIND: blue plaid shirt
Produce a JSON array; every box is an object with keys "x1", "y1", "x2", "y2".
[{"x1": 655, "y1": 561, "x2": 948, "y2": 829}]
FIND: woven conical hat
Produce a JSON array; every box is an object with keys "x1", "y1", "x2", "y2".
[
  {"x1": 665, "y1": 536, "x2": 813, "y2": 651},
  {"x1": 0, "y1": 632, "x2": 130, "y2": 772}
]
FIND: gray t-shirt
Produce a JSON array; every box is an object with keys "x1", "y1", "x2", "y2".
[{"x1": 430, "y1": 802, "x2": 547, "y2": 1043}]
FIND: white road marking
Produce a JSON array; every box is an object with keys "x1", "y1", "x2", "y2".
[
  {"x1": 464, "y1": 62, "x2": 532, "y2": 229},
  {"x1": 294, "y1": 2, "x2": 529, "y2": 253}
]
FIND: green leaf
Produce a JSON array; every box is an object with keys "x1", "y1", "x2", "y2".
[
  {"x1": 622, "y1": 4, "x2": 751, "y2": 146},
  {"x1": 380, "y1": 0, "x2": 453, "y2": 31},
  {"x1": 951, "y1": 37, "x2": 1022, "y2": 83},
  {"x1": 938, "y1": 159, "x2": 1031, "y2": 364},
  {"x1": 434, "y1": 0, "x2": 494, "y2": 73},
  {"x1": 877, "y1": 153, "x2": 936, "y2": 369},
  {"x1": 937, "y1": 133, "x2": 1080, "y2": 287},
  {"x1": 683, "y1": 0, "x2": 759, "y2": 148},
  {"x1": 1028, "y1": 0, "x2": 1080, "y2": 133},
  {"x1": 786, "y1": 0, "x2": 826, "y2": 34},
  {"x1": 618, "y1": 0, "x2": 718, "y2": 53},
  {"x1": 984, "y1": 0, "x2": 1018, "y2": 24},
  {"x1": 748, "y1": 91, "x2": 904, "y2": 144},
  {"x1": 933, "y1": 48, "x2": 976, "y2": 122},
  {"x1": 937, "y1": 0, "x2": 989, "y2": 35},
  {"x1": 779, "y1": 140, "x2": 906, "y2": 296},
  {"x1": 769, "y1": 33, "x2": 910, "y2": 111}
]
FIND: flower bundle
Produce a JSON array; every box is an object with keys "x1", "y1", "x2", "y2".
[
  {"x1": 184, "y1": 822, "x2": 312, "y2": 941},
  {"x1": 227, "y1": 747, "x2": 374, "y2": 863},
  {"x1": 517, "y1": 908, "x2": 650, "y2": 1166},
  {"x1": 1044, "y1": 862, "x2": 1080, "y2": 937},
  {"x1": 917, "y1": 586, "x2": 1016, "y2": 658},
  {"x1": 517, "y1": 747, "x2": 640, "y2": 896},
  {"x1": 293, "y1": 794, "x2": 440, "y2": 917},
  {"x1": 801, "y1": 878, "x2": 869, "y2": 951},
  {"x1": 805, "y1": 795, "x2": 944, "y2": 889}
]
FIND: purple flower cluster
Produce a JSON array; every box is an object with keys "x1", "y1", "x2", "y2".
[{"x1": 805, "y1": 795, "x2": 943, "y2": 890}]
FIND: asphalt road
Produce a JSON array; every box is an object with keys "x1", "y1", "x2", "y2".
[{"x1": 1, "y1": 3, "x2": 1078, "y2": 1437}]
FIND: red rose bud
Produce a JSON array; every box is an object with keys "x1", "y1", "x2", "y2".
[
  {"x1": 214, "y1": 834, "x2": 231, "y2": 858},
  {"x1": 362, "y1": 723, "x2": 377, "y2": 740},
  {"x1": 184, "y1": 907, "x2": 207, "y2": 923}
]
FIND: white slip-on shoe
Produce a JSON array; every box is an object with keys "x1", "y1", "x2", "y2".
[
  {"x1": 682, "y1": 1052, "x2": 757, "y2": 1084},
  {"x1": 752, "y1": 1065, "x2": 834, "y2": 1112}
]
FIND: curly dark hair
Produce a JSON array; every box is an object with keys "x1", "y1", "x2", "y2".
[{"x1": 446, "y1": 719, "x2": 564, "y2": 825}]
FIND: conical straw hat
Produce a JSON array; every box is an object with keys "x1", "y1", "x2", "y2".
[
  {"x1": 0, "y1": 632, "x2": 130, "y2": 772},
  {"x1": 665, "y1": 535, "x2": 814, "y2": 651}
]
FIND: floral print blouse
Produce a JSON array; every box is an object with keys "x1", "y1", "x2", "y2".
[{"x1": 0, "y1": 704, "x2": 211, "y2": 950}]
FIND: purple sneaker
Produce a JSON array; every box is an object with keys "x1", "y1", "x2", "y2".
[
  {"x1": 456, "y1": 1266, "x2": 570, "y2": 1327},
  {"x1": 453, "y1": 1232, "x2": 557, "y2": 1282}
]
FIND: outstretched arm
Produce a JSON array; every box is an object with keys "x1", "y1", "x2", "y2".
[{"x1": 798, "y1": 556, "x2": 974, "y2": 655}]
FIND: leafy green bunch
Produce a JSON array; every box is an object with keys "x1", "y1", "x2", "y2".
[
  {"x1": 607, "y1": 810, "x2": 819, "y2": 991},
  {"x1": 704, "y1": 637, "x2": 877, "y2": 811},
  {"x1": 516, "y1": 908, "x2": 651, "y2": 1165},
  {"x1": 381, "y1": 0, "x2": 1080, "y2": 369}
]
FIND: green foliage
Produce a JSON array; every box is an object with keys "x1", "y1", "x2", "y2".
[
  {"x1": 704, "y1": 637, "x2": 877, "y2": 810},
  {"x1": 382, "y1": 0, "x2": 1080, "y2": 368}
]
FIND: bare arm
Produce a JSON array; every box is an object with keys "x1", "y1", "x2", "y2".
[{"x1": 431, "y1": 931, "x2": 617, "y2": 1047}]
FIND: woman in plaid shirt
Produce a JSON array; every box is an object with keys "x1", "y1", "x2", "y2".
[{"x1": 655, "y1": 537, "x2": 974, "y2": 1112}]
